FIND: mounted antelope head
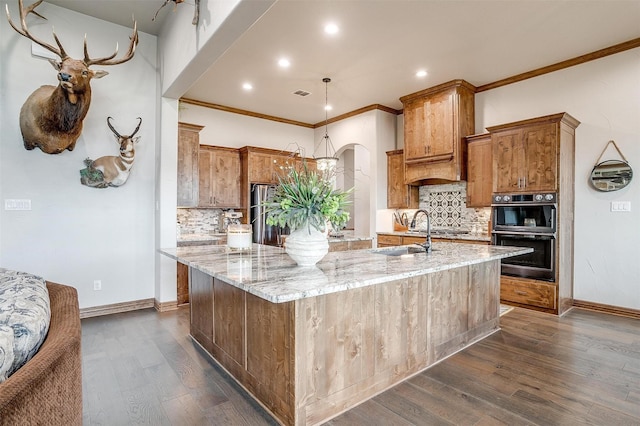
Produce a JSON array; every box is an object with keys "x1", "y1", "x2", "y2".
[
  {"x1": 6, "y1": 0, "x2": 138, "y2": 154},
  {"x1": 80, "y1": 117, "x2": 142, "y2": 188}
]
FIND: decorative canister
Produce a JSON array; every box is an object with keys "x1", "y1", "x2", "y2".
[{"x1": 227, "y1": 224, "x2": 252, "y2": 251}]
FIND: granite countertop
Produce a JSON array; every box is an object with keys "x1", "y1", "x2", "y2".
[
  {"x1": 178, "y1": 230, "x2": 373, "y2": 246},
  {"x1": 177, "y1": 233, "x2": 227, "y2": 246},
  {"x1": 160, "y1": 243, "x2": 530, "y2": 304},
  {"x1": 328, "y1": 230, "x2": 374, "y2": 243},
  {"x1": 379, "y1": 230, "x2": 492, "y2": 242}
]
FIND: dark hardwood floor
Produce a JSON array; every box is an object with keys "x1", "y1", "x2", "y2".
[{"x1": 81, "y1": 306, "x2": 640, "y2": 425}]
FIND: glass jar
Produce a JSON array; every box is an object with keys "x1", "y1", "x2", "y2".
[{"x1": 227, "y1": 224, "x2": 252, "y2": 251}]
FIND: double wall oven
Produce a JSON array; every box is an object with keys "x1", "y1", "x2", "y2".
[{"x1": 492, "y1": 193, "x2": 557, "y2": 281}]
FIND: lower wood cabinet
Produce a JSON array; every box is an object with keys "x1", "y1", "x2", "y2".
[
  {"x1": 213, "y1": 277, "x2": 245, "y2": 363},
  {"x1": 403, "y1": 235, "x2": 429, "y2": 245},
  {"x1": 188, "y1": 266, "x2": 294, "y2": 424},
  {"x1": 377, "y1": 234, "x2": 403, "y2": 247},
  {"x1": 378, "y1": 233, "x2": 490, "y2": 247},
  {"x1": 177, "y1": 262, "x2": 189, "y2": 305},
  {"x1": 187, "y1": 261, "x2": 500, "y2": 425},
  {"x1": 500, "y1": 275, "x2": 557, "y2": 311},
  {"x1": 328, "y1": 239, "x2": 373, "y2": 252},
  {"x1": 432, "y1": 238, "x2": 489, "y2": 245},
  {"x1": 189, "y1": 268, "x2": 214, "y2": 352}
]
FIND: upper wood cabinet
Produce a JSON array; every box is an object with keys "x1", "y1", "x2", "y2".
[
  {"x1": 465, "y1": 133, "x2": 493, "y2": 207},
  {"x1": 239, "y1": 146, "x2": 317, "y2": 210},
  {"x1": 247, "y1": 151, "x2": 277, "y2": 184},
  {"x1": 400, "y1": 80, "x2": 475, "y2": 183},
  {"x1": 177, "y1": 122, "x2": 203, "y2": 207},
  {"x1": 199, "y1": 146, "x2": 241, "y2": 208},
  {"x1": 387, "y1": 150, "x2": 419, "y2": 209},
  {"x1": 488, "y1": 113, "x2": 580, "y2": 194},
  {"x1": 241, "y1": 148, "x2": 310, "y2": 185}
]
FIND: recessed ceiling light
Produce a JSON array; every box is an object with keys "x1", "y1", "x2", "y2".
[
  {"x1": 324, "y1": 23, "x2": 339, "y2": 35},
  {"x1": 324, "y1": 105, "x2": 332, "y2": 111},
  {"x1": 416, "y1": 70, "x2": 428, "y2": 78},
  {"x1": 278, "y1": 58, "x2": 291, "y2": 68},
  {"x1": 242, "y1": 82, "x2": 253, "y2": 90}
]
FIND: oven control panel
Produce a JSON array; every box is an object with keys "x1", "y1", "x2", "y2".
[{"x1": 493, "y1": 193, "x2": 556, "y2": 204}]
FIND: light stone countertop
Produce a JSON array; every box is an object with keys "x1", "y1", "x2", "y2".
[
  {"x1": 328, "y1": 230, "x2": 374, "y2": 243},
  {"x1": 177, "y1": 233, "x2": 226, "y2": 246},
  {"x1": 160, "y1": 242, "x2": 531, "y2": 304},
  {"x1": 178, "y1": 230, "x2": 373, "y2": 246}
]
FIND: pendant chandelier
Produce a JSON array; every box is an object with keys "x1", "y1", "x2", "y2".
[{"x1": 315, "y1": 77, "x2": 339, "y2": 175}]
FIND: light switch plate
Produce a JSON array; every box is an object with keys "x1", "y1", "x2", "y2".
[
  {"x1": 4, "y1": 199, "x2": 32, "y2": 210},
  {"x1": 611, "y1": 201, "x2": 631, "y2": 212}
]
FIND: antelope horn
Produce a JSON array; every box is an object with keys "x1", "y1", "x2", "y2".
[
  {"x1": 106, "y1": 117, "x2": 122, "y2": 138},
  {"x1": 130, "y1": 117, "x2": 142, "y2": 137}
]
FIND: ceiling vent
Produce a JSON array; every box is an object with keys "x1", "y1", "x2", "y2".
[{"x1": 293, "y1": 89, "x2": 311, "y2": 97}]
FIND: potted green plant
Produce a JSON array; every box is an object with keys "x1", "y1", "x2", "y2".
[{"x1": 264, "y1": 163, "x2": 351, "y2": 266}]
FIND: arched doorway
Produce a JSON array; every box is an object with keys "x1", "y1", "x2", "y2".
[{"x1": 334, "y1": 144, "x2": 371, "y2": 236}]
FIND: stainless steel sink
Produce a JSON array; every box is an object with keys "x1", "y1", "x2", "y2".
[{"x1": 372, "y1": 246, "x2": 432, "y2": 256}]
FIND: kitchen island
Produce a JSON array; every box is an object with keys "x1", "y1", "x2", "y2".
[{"x1": 160, "y1": 243, "x2": 530, "y2": 425}]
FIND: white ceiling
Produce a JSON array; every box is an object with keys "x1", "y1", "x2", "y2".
[
  {"x1": 46, "y1": 0, "x2": 172, "y2": 35},
  {"x1": 45, "y1": 0, "x2": 640, "y2": 125}
]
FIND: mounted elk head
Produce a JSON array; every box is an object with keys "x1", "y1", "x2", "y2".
[
  {"x1": 80, "y1": 117, "x2": 142, "y2": 188},
  {"x1": 152, "y1": 0, "x2": 199, "y2": 26},
  {"x1": 6, "y1": 0, "x2": 138, "y2": 154}
]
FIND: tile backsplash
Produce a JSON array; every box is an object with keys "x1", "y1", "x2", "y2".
[
  {"x1": 402, "y1": 182, "x2": 491, "y2": 234},
  {"x1": 177, "y1": 208, "x2": 225, "y2": 236}
]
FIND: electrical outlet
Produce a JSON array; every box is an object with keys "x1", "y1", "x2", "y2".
[
  {"x1": 611, "y1": 201, "x2": 631, "y2": 212},
  {"x1": 4, "y1": 199, "x2": 31, "y2": 210},
  {"x1": 93, "y1": 280, "x2": 102, "y2": 291}
]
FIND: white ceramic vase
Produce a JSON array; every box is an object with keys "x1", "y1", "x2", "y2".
[{"x1": 285, "y1": 222, "x2": 329, "y2": 267}]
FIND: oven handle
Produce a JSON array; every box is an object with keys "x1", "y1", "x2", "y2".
[
  {"x1": 492, "y1": 231, "x2": 556, "y2": 238},
  {"x1": 490, "y1": 202, "x2": 557, "y2": 207}
]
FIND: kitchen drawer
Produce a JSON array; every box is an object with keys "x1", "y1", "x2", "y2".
[
  {"x1": 330, "y1": 239, "x2": 373, "y2": 252},
  {"x1": 328, "y1": 241, "x2": 349, "y2": 252},
  {"x1": 377, "y1": 234, "x2": 402, "y2": 247},
  {"x1": 432, "y1": 238, "x2": 490, "y2": 245},
  {"x1": 403, "y1": 235, "x2": 427, "y2": 245},
  {"x1": 349, "y1": 240, "x2": 373, "y2": 250},
  {"x1": 500, "y1": 276, "x2": 557, "y2": 310}
]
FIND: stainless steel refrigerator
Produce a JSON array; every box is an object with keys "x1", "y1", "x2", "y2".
[{"x1": 251, "y1": 184, "x2": 289, "y2": 246}]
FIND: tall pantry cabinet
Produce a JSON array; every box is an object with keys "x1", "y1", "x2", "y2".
[{"x1": 488, "y1": 113, "x2": 580, "y2": 316}]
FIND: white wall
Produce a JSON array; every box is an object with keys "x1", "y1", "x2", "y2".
[
  {"x1": 159, "y1": 0, "x2": 275, "y2": 98},
  {"x1": 178, "y1": 103, "x2": 315, "y2": 152},
  {"x1": 154, "y1": 0, "x2": 275, "y2": 304},
  {"x1": 313, "y1": 110, "x2": 396, "y2": 236},
  {"x1": 475, "y1": 49, "x2": 640, "y2": 310},
  {"x1": 0, "y1": 3, "x2": 158, "y2": 308}
]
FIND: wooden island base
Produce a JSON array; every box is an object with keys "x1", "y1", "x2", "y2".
[{"x1": 189, "y1": 259, "x2": 501, "y2": 426}]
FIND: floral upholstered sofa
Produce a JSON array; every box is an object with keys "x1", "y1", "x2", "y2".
[{"x1": 0, "y1": 269, "x2": 82, "y2": 425}]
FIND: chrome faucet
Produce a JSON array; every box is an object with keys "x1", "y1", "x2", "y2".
[{"x1": 410, "y1": 209, "x2": 432, "y2": 253}]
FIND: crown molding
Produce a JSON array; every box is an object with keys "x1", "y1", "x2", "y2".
[{"x1": 182, "y1": 38, "x2": 640, "y2": 123}]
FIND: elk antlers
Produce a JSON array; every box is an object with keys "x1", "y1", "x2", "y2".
[
  {"x1": 153, "y1": 0, "x2": 199, "y2": 26},
  {"x1": 6, "y1": 0, "x2": 138, "y2": 65}
]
